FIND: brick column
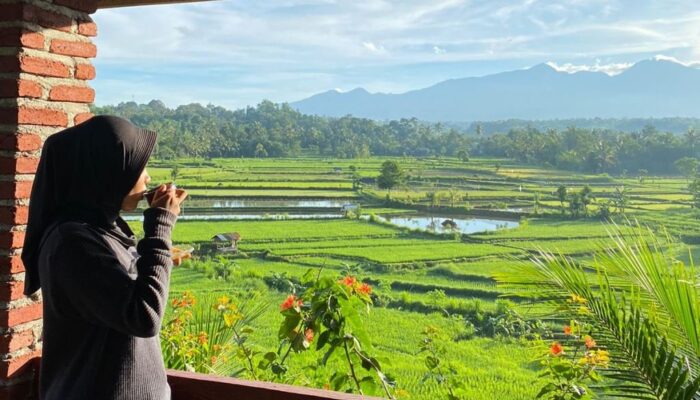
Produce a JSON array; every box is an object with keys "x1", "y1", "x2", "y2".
[{"x1": 0, "y1": 0, "x2": 97, "y2": 398}]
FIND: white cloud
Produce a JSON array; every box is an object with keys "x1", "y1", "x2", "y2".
[
  {"x1": 545, "y1": 60, "x2": 634, "y2": 75},
  {"x1": 653, "y1": 54, "x2": 700, "y2": 67},
  {"x1": 362, "y1": 41, "x2": 387, "y2": 54},
  {"x1": 91, "y1": 1, "x2": 700, "y2": 108}
]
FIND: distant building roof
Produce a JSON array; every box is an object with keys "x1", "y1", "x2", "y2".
[{"x1": 211, "y1": 232, "x2": 241, "y2": 242}]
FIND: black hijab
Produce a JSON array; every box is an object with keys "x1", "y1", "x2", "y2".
[{"x1": 22, "y1": 115, "x2": 158, "y2": 296}]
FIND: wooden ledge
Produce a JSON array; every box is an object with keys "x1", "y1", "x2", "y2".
[{"x1": 167, "y1": 369, "x2": 383, "y2": 400}]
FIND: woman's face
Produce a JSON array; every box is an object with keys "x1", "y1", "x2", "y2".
[{"x1": 121, "y1": 168, "x2": 151, "y2": 211}]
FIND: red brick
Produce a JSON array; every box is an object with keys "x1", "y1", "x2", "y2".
[
  {"x1": 0, "y1": 206, "x2": 29, "y2": 225},
  {"x1": 0, "y1": 157, "x2": 40, "y2": 175},
  {"x1": 0, "y1": 280, "x2": 27, "y2": 303},
  {"x1": 74, "y1": 63, "x2": 95, "y2": 80},
  {"x1": 0, "y1": 232, "x2": 26, "y2": 249},
  {"x1": 78, "y1": 20, "x2": 97, "y2": 37},
  {"x1": 0, "y1": 378, "x2": 34, "y2": 400},
  {"x1": 19, "y1": 56, "x2": 71, "y2": 78},
  {"x1": 74, "y1": 112, "x2": 93, "y2": 125},
  {"x1": 0, "y1": 27, "x2": 44, "y2": 50},
  {"x1": 0, "y1": 80, "x2": 42, "y2": 99},
  {"x1": 17, "y1": 81, "x2": 42, "y2": 99},
  {"x1": 54, "y1": 0, "x2": 98, "y2": 14},
  {"x1": 0, "y1": 329, "x2": 34, "y2": 353},
  {"x1": 49, "y1": 86, "x2": 94, "y2": 103},
  {"x1": 0, "y1": 302, "x2": 43, "y2": 328},
  {"x1": 50, "y1": 39, "x2": 96, "y2": 58},
  {"x1": 0, "y1": 107, "x2": 69, "y2": 127},
  {"x1": 0, "y1": 134, "x2": 42, "y2": 152},
  {"x1": 0, "y1": 348, "x2": 41, "y2": 380},
  {"x1": 0, "y1": 181, "x2": 33, "y2": 200},
  {"x1": 0, "y1": 257, "x2": 25, "y2": 275}
]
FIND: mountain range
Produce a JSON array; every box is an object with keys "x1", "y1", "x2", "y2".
[{"x1": 290, "y1": 59, "x2": 700, "y2": 122}]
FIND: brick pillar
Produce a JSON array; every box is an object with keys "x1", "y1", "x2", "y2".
[{"x1": 0, "y1": 0, "x2": 97, "y2": 398}]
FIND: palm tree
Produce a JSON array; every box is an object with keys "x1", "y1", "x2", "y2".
[
  {"x1": 496, "y1": 226, "x2": 700, "y2": 399},
  {"x1": 686, "y1": 127, "x2": 698, "y2": 156}
]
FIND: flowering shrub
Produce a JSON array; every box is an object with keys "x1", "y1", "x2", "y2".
[
  {"x1": 537, "y1": 320, "x2": 609, "y2": 400},
  {"x1": 261, "y1": 272, "x2": 396, "y2": 398},
  {"x1": 160, "y1": 290, "x2": 266, "y2": 376}
]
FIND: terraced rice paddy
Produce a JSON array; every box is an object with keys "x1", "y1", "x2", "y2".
[{"x1": 128, "y1": 157, "x2": 700, "y2": 399}]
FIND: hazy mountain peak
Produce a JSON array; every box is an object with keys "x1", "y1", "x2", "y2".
[
  {"x1": 528, "y1": 62, "x2": 558, "y2": 73},
  {"x1": 291, "y1": 58, "x2": 700, "y2": 121}
]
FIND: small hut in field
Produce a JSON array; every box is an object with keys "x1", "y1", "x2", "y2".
[{"x1": 211, "y1": 232, "x2": 241, "y2": 252}]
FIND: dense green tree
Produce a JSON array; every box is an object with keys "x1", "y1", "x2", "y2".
[
  {"x1": 93, "y1": 101, "x2": 700, "y2": 176},
  {"x1": 556, "y1": 186, "x2": 567, "y2": 213},
  {"x1": 675, "y1": 157, "x2": 699, "y2": 182},
  {"x1": 377, "y1": 160, "x2": 404, "y2": 196}
]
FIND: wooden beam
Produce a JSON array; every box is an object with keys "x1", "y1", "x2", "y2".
[
  {"x1": 97, "y1": 0, "x2": 214, "y2": 9},
  {"x1": 167, "y1": 370, "x2": 383, "y2": 400}
]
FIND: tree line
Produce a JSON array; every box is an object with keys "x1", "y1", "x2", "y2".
[
  {"x1": 92, "y1": 100, "x2": 469, "y2": 159},
  {"x1": 94, "y1": 100, "x2": 700, "y2": 175}
]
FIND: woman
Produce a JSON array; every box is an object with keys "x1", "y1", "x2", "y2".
[{"x1": 21, "y1": 115, "x2": 188, "y2": 399}]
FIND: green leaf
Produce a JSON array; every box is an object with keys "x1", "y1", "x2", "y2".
[
  {"x1": 316, "y1": 330, "x2": 331, "y2": 350},
  {"x1": 263, "y1": 351, "x2": 277, "y2": 362},
  {"x1": 330, "y1": 371, "x2": 349, "y2": 391},
  {"x1": 425, "y1": 355, "x2": 440, "y2": 370},
  {"x1": 358, "y1": 376, "x2": 380, "y2": 394}
]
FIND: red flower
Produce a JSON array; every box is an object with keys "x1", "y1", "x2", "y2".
[
  {"x1": 280, "y1": 295, "x2": 297, "y2": 311},
  {"x1": 584, "y1": 335, "x2": 597, "y2": 349},
  {"x1": 550, "y1": 342, "x2": 564, "y2": 356},
  {"x1": 357, "y1": 283, "x2": 372, "y2": 295},
  {"x1": 563, "y1": 325, "x2": 572, "y2": 335},
  {"x1": 340, "y1": 276, "x2": 357, "y2": 287},
  {"x1": 304, "y1": 328, "x2": 314, "y2": 343}
]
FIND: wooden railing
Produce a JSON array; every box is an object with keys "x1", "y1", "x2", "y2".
[{"x1": 167, "y1": 370, "x2": 383, "y2": 400}]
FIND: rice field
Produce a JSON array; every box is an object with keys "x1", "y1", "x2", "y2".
[{"x1": 134, "y1": 156, "x2": 700, "y2": 399}]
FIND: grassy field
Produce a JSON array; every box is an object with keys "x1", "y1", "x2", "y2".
[{"x1": 133, "y1": 156, "x2": 700, "y2": 399}]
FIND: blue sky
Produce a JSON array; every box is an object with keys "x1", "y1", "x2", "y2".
[{"x1": 92, "y1": 0, "x2": 700, "y2": 109}]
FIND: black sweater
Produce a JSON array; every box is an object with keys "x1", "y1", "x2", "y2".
[{"x1": 38, "y1": 207, "x2": 177, "y2": 400}]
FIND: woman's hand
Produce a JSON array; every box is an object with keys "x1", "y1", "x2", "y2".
[{"x1": 148, "y1": 184, "x2": 188, "y2": 216}]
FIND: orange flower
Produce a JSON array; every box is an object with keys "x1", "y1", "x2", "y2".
[
  {"x1": 550, "y1": 342, "x2": 564, "y2": 356},
  {"x1": 280, "y1": 295, "x2": 297, "y2": 311},
  {"x1": 357, "y1": 282, "x2": 372, "y2": 295},
  {"x1": 340, "y1": 276, "x2": 357, "y2": 288},
  {"x1": 584, "y1": 335, "x2": 597, "y2": 349},
  {"x1": 211, "y1": 356, "x2": 218, "y2": 364},
  {"x1": 304, "y1": 328, "x2": 314, "y2": 343},
  {"x1": 563, "y1": 325, "x2": 572, "y2": 335},
  {"x1": 197, "y1": 331, "x2": 208, "y2": 345}
]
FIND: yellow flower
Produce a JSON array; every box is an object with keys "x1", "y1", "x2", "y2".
[
  {"x1": 569, "y1": 294, "x2": 587, "y2": 304},
  {"x1": 224, "y1": 311, "x2": 241, "y2": 327}
]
